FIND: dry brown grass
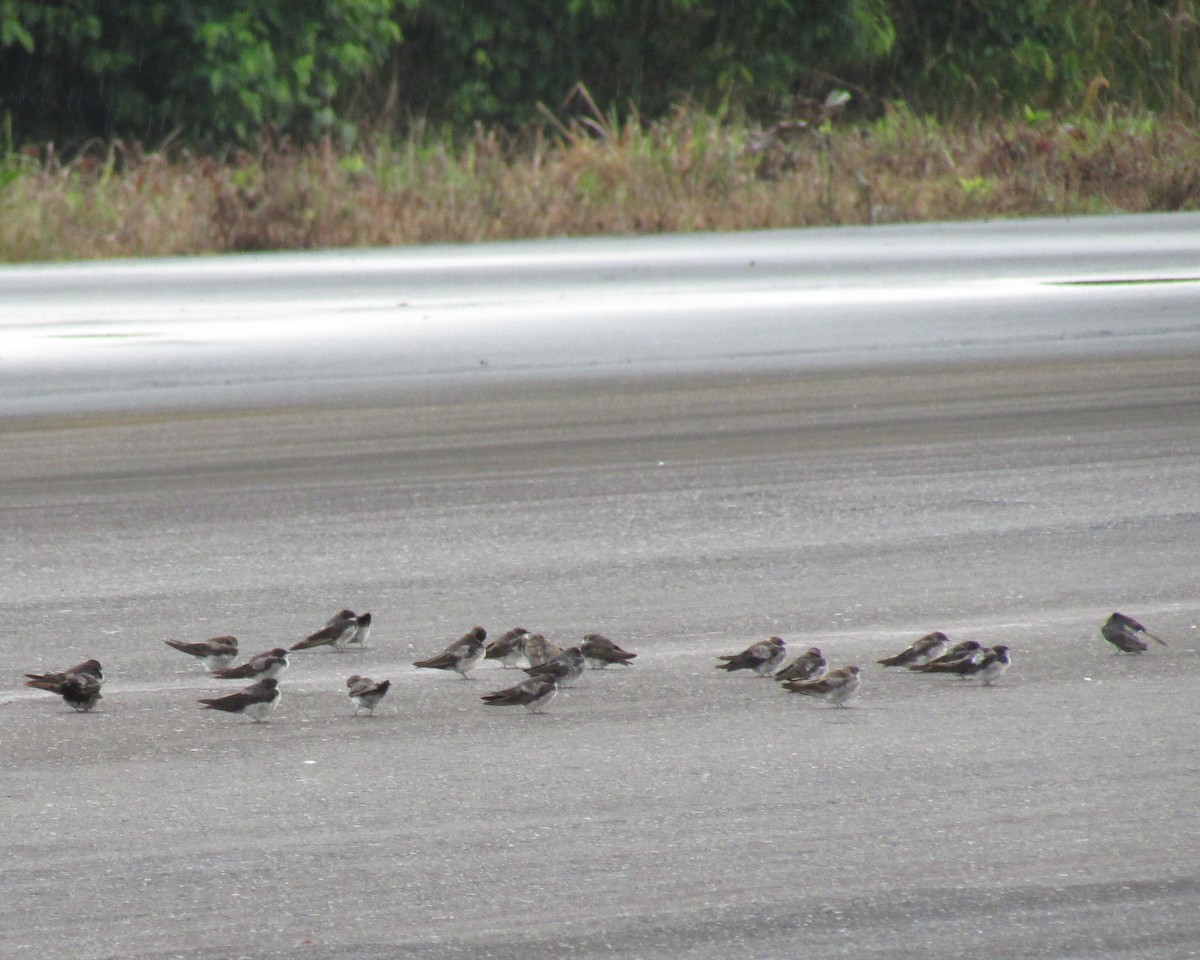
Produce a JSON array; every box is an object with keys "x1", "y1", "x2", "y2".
[{"x1": 2, "y1": 106, "x2": 1198, "y2": 263}]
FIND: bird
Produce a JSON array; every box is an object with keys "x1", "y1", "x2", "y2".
[
  {"x1": 580, "y1": 633, "x2": 637, "y2": 669},
  {"x1": 348, "y1": 612, "x2": 372, "y2": 647},
  {"x1": 413, "y1": 627, "x2": 487, "y2": 679},
  {"x1": 524, "y1": 647, "x2": 587, "y2": 687},
  {"x1": 291, "y1": 613, "x2": 359, "y2": 652},
  {"x1": 346, "y1": 675, "x2": 391, "y2": 715},
  {"x1": 164, "y1": 635, "x2": 239, "y2": 671},
  {"x1": 485, "y1": 627, "x2": 530, "y2": 668},
  {"x1": 925, "y1": 645, "x2": 1011, "y2": 683},
  {"x1": 907, "y1": 640, "x2": 983, "y2": 672},
  {"x1": 716, "y1": 637, "x2": 786, "y2": 676},
  {"x1": 210, "y1": 648, "x2": 289, "y2": 680},
  {"x1": 481, "y1": 674, "x2": 559, "y2": 713},
  {"x1": 774, "y1": 646, "x2": 826, "y2": 682},
  {"x1": 199, "y1": 678, "x2": 280, "y2": 722},
  {"x1": 1101, "y1": 612, "x2": 1166, "y2": 653},
  {"x1": 523, "y1": 634, "x2": 564, "y2": 668},
  {"x1": 24, "y1": 659, "x2": 104, "y2": 712},
  {"x1": 781, "y1": 665, "x2": 861, "y2": 707},
  {"x1": 876, "y1": 631, "x2": 949, "y2": 667}
]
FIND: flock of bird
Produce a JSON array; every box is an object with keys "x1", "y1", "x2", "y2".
[{"x1": 20, "y1": 610, "x2": 1165, "y2": 720}]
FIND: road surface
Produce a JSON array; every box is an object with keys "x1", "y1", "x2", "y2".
[{"x1": 2, "y1": 214, "x2": 1199, "y2": 959}]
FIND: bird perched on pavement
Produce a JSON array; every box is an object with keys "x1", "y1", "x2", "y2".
[
  {"x1": 524, "y1": 647, "x2": 586, "y2": 688},
  {"x1": 24, "y1": 659, "x2": 104, "y2": 712},
  {"x1": 941, "y1": 645, "x2": 1010, "y2": 684},
  {"x1": 485, "y1": 627, "x2": 530, "y2": 668},
  {"x1": 291, "y1": 613, "x2": 359, "y2": 652},
  {"x1": 164, "y1": 635, "x2": 239, "y2": 671},
  {"x1": 781, "y1": 665, "x2": 861, "y2": 707},
  {"x1": 413, "y1": 627, "x2": 487, "y2": 679},
  {"x1": 581, "y1": 633, "x2": 637, "y2": 669},
  {"x1": 1101, "y1": 612, "x2": 1166, "y2": 653},
  {"x1": 907, "y1": 640, "x2": 983, "y2": 672},
  {"x1": 716, "y1": 637, "x2": 786, "y2": 676},
  {"x1": 877, "y1": 631, "x2": 949, "y2": 667},
  {"x1": 199, "y1": 678, "x2": 280, "y2": 722},
  {"x1": 774, "y1": 646, "x2": 826, "y2": 682},
  {"x1": 481, "y1": 674, "x2": 558, "y2": 713},
  {"x1": 346, "y1": 675, "x2": 391, "y2": 715},
  {"x1": 523, "y1": 634, "x2": 564, "y2": 668},
  {"x1": 210, "y1": 648, "x2": 289, "y2": 680}
]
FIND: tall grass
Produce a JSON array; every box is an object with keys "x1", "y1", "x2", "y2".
[{"x1": 1, "y1": 104, "x2": 1198, "y2": 263}]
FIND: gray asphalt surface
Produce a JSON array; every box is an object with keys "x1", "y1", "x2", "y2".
[{"x1": 3, "y1": 217, "x2": 1200, "y2": 959}]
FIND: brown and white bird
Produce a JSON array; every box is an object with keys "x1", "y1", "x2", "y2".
[
  {"x1": 943, "y1": 645, "x2": 1011, "y2": 684},
  {"x1": 581, "y1": 633, "x2": 637, "y2": 669},
  {"x1": 522, "y1": 634, "x2": 564, "y2": 668},
  {"x1": 485, "y1": 627, "x2": 530, "y2": 668},
  {"x1": 716, "y1": 637, "x2": 786, "y2": 676},
  {"x1": 524, "y1": 647, "x2": 587, "y2": 688},
  {"x1": 1101, "y1": 612, "x2": 1166, "y2": 653},
  {"x1": 907, "y1": 640, "x2": 983, "y2": 672},
  {"x1": 346, "y1": 675, "x2": 391, "y2": 715},
  {"x1": 774, "y1": 646, "x2": 826, "y2": 682},
  {"x1": 210, "y1": 647, "x2": 289, "y2": 680},
  {"x1": 481, "y1": 674, "x2": 558, "y2": 713},
  {"x1": 199, "y1": 678, "x2": 280, "y2": 722},
  {"x1": 877, "y1": 631, "x2": 949, "y2": 667},
  {"x1": 164, "y1": 635, "x2": 239, "y2": 671},
  {"x1": 781, "y1": 665, "x2": 861, "y2": 707},
  {"x1": 291, "y1": 613, "x2": 359, "y2": 652},
  {"x1": 24, "y1": 659, "x2": 104, "y2": 712},
  {"x1": 413, "y1": 627, "x2": 487, "y2": 679}
]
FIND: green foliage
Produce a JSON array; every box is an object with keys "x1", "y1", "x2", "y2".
[
  {"x1": 392, "y1": 0, "x2": 896, "y2": 125},
  {"x1": 0, "y1": 0, "x2": 399, "y2": 145},
  {"x1": 873, "y1": 0, "x2": 1200, "y2": 115}
]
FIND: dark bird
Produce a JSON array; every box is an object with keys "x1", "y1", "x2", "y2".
[
  {"x1": 210, "y1": 647, "x2": 289, "y2": 680},
  {"x1": 199, "y1": 678, "x2": 280, "y2": 722},
  {"x1": 877, "y1": 631, "x2": 949, "y2": 667},
  {"x1": 485, "y1": 627, "x2": 530, "y2": 668},
  {"x1": 525, "y1": 647, "x2": 587, "y2": 687},
  {"x1": 907, "y1": 640, "x2": 983, "y2": 672},
  {"x1": 481, "y1": 674, "x2": 559, "y2": 713},
  {"x1": 774, "y1": 646, "x2": 826, "y2": 682},
  {"x1": 781, "y1": 665, "x2": 861, "y2": 706},
  {"x1": 716, "y1": 637, "x2": 786, "y2": 676},
  {"x1": 523, "y1": 633, "x2": 564, "y2": 668},
  {"x1": 164, "y1": 635, "x2": 239, "y2": 671},
  {"x1": 24, "y1": 659, "x2": 104, "y2": 712},
  {"x1": 939, "y1": 645, "x2": 1011, "y2": 684},
  {"x1": 581, "y1": 633, "x2": 637, "y2": 669},
  {"x1": 1102, "y1": 612, "x2": 1166, "y2": 653},
  {"x1": 413, "y1": 627, "x2": 487, "y2": 679},
  {"x1": 291, "y1": 614, "x2": 359, "y2": 652},
  {"x1": 346, "y1": 675, "x2": 391, "y2": 715},
  {"x1": 349, "y1": 612, "x2": 372, "y2": 647}
]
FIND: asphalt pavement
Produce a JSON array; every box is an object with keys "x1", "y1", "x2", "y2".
[{"x1": 2, "y1": 218, "x2": 1200, "y2": 960}]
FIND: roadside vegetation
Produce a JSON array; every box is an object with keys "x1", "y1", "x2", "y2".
[{"x1": 1, "y1": 1, "x2": 1198, "y2": 261}]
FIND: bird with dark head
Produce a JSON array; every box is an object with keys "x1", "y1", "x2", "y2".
[
  {"x1": 24, "y1": 659, "x2": 104, "y2": 712},
  {"x1": 164, "y1": 635, "x2": 239, "y2": 671},
  {"x1": 199, "y1": 678, "x2": 280, "y2": 722},
  {"x1": 877, "y1": 631, "x2": 949, "y2": 667},
  {"x1": 414, "y1": 627, "x2": 488, "y2": 679},
  {"x1": 716, "y1": 637, "x2": 786, "y2": 676},
  {"x1": 481, "y1": 674, "x2": 558, "y2": 713},
  {"x1": 774, "y1": 646, "x2": 826, "y2": 682},
  {"x1": 581, "y1": 633, "x2": 637, "y2": 669},
  {"x1": 1101, "y1": 612, "x2": 1166, "y2": 653},
  {"x1": 781, "y1": 665, "x2": 861, "y2": 707}
]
